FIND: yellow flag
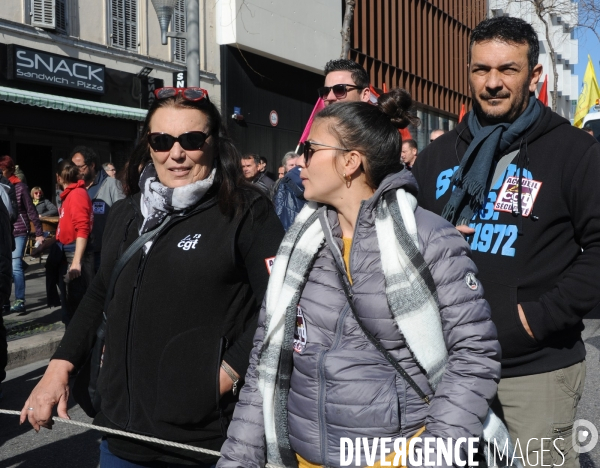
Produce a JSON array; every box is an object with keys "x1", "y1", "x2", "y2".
[{"x1": 574, "y1": 55, "x2": 600, "y2": 128}]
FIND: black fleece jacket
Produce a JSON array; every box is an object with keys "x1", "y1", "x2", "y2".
[
  {"x1": 412, "y1": 106, "x2": 600, "y2": 378},
  {"x1": 53, "y1": 189, "x2": 284, "y2": 464}
]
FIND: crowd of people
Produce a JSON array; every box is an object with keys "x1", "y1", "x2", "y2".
[
  {"x1": 0, "y1": 147, "x2": 124, "y2": 398},
  {"x1": 0, "y1": 14, "x2": 594, "y2": 468}
]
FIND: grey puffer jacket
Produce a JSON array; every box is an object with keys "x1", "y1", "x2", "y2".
[{"x1": 218, "y1": 171, "x2": 501, "y2": 468}]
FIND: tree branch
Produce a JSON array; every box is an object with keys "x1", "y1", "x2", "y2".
[{"x1": 341, "y1": 0, "x2": 356, "y2": 59}]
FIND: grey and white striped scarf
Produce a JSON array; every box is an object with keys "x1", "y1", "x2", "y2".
[{"x1": 257, "y1": 188, "x2": 519, "y2": 468}]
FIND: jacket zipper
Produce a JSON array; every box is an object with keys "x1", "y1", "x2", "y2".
[
  {"x1": 123, "y1": 212, "x2": 194, "y2": 430},
  {"x1": 316, "y1": 204, "x2": 364, "y2": 465},
  {"x1": 125, "y1": 250, "x2": 147, "y2": 429},
  {"x1": 216, "y1": 337, "x2": 226, "y2": 408},
  {"x1": 217, "y1": 336, "x2": 229, "y2": 436},
  {"x1": 316, "y1": 302, "x2": 351, "y2": 466},
  {"x1": 348, "y1": 201, "x2": 365, "y2": 278}
]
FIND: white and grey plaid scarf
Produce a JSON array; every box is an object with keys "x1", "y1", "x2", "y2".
[
  {"x1": 138, "y1": 163, "x2": 216, "y2": 235},
  {"x1": 257, "y1": 187, "x2": 519, "y2": 468}
]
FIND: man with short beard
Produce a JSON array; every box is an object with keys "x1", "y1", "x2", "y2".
[
  {"x1": 71, "y1": 146, "x2": 124, "y2": 271},
  {"x1": 412, "y1": 17, "x2": 600, "y2": 467}
]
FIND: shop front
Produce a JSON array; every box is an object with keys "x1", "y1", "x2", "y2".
[{"x1": 0, "y1": 43, "x2": 161, "y2": 202}]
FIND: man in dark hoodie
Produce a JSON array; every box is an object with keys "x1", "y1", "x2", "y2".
[
  {"x1": 71, "y1": 147, "x2": 124, "y2": 272},
  {"x1": 412, "y1": 16, "x2": 600, "y2": 468}
]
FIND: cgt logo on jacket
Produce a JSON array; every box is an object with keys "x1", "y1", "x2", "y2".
[{"x1": 177, "y1": 234, "x2": 201, "y2": 251}]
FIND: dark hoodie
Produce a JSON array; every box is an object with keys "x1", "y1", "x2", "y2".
[{"x1": 412, "y1": 106, "x2": 600, "y2": 378}]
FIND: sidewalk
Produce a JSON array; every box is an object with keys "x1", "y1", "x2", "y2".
[{"x1": 3, "y1": 255, "x2": 65, "y2": 370}]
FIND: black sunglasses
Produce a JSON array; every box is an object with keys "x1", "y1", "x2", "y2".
[
  {"x1": 317, "y1": 84, "x2": 363, "y2": 100},
  {"x1": 148, "y1": 131, "x2": 210, "y2": 152},
  {"x1": 302, "y1": 140, "x2": 351, "y2": 167}
]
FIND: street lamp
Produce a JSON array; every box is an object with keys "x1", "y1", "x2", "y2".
[
  {"x1": 150, "y1": 0, "x2": 177, "y2": 45},
  {"x1": 150, "y1": 0, "x2": 200, "y2": 87}
]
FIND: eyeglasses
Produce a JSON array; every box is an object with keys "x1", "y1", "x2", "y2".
[
  {"x1": 302, "y1": 140, "x2": 351, "y2": 167},
  {"x1": 148, "y1": 131, "x2": 210, "y2": 152},
  {"x1": 75, "y1": 164, "x2": 87, "y2": 170},
  {"x1": 106, "y1": 168, "x2": 116, "y2": 172},
  {"x1": 153, "y1": 87, "x2": 210, "y2": 102},
  {"x1": 33, "y1": 191, "x2": 42, "y2": 195},
  {"x1": 317, "y1": 84, "x2": 363, "y2": 100}
]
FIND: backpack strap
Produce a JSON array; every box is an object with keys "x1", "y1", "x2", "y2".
[
  {"x1": 319, "y1": 211, "x2": 432, "y2": 406},
  {"x1": 334, "y1": 263, "x2": 431, "y2": 405}
]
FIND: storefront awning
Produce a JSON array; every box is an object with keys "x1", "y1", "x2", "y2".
[{"x1": 0, "y1": 86, "x2": 148, "y2": 121}]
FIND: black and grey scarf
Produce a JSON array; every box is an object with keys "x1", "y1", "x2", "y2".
[
  {"x1": 442, "y1": 96, "x2": 542, "y2": 226},
  {"x1": 258, "y1": 189, "x2": 520, "y2": 468},
  {"x1": 138, "y1": 163, "x2": 216, "y2": 234}
]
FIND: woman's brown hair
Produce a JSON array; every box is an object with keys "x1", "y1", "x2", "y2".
[{"x1": 57, "y1": 159, "x2": 80, "y2": 187}]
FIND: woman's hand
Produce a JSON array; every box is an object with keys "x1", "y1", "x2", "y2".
[
  {"x1": 456, "y1": 225, "x2": 475, "y2": 236},
  {"x1": 219, "y1": 361, "x2": 240, "y2": 396},
  {"x1": 20, "y1": 359, "x2": 75, "y2": 431},
  {"x1": 68, "y1": 261, "x2": 82, "y2": 280}
]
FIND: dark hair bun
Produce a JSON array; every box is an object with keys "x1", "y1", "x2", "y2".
[{"x1": 377, "y1": 88, "x2": 420, "y2": 129}]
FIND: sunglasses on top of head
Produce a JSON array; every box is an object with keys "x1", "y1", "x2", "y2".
[
  {"x1": 153, "y1": 87, "x2": 210, "y2": 102},
  {"x1": 148, "y1": 131, "x2": 210, "y2": 152},
  {"x1": 317, "y1": 83, "x2": 363, "y2": 100}
]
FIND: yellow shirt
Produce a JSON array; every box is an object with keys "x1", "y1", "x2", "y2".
[
  {"x1": 342, "y1": 237, "x2": 353, "y2": 284},
  {"x1": 296, "y1": 427, "x2": 427, "y2": 468}
]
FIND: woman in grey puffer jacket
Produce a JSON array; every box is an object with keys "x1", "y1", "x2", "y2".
[{"x1": 218, "y1": 90, "x2": 503, "y2": 468}]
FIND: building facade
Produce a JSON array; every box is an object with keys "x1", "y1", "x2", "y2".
[
  {"x1": 216, "y1": 0, "x2": 341, "y2": 174},
  {"x1": 0, "y1": 0, "x2": 219, "y2": 200},
  {"x1": 215, "y1": 0, "x2": 488, "y2": 166},
  {"x1": 489, "y1": 0, "x2": 579, "y2": 119},
  {"x1": 350, "y1": 0, "x2": 487, "y2": 149}
]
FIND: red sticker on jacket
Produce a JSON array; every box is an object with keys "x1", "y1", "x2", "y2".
[
  {"x1": 265, "y1": 257, "x2": 275, "y2": 275},
  {"x1": 494, "y1": 177, "x2": 542, "y2": 217}
]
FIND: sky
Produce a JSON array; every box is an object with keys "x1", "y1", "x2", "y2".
[{"x1": 574, "y1": 27, "x2": 600, "y2": 102}]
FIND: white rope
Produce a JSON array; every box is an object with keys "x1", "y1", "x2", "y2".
[{"x1": 0, "y1": 409, "x2": 281, "y2": 467}]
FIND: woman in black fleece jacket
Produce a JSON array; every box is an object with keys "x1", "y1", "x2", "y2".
[{"x1": 20, "y1": 88, "x2": 284, "y2": 466}]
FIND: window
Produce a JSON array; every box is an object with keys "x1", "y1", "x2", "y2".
[
  {"x1": 172, "y1": 0, "x2": 186, "y2": 63},
  {"x1": 55, "y1": 0, "x2": 67, "y2": 34},
  {"x1": 110, "y1": 0, "x2": 138, "y2": 51},
  {"x1": 30, "y1": 0, "x2": 68, "y2": 34}
]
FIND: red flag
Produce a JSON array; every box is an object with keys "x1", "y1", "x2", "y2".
[
  {"x1": 538, "y1": 76, "x2": 548, "y2": 106},
  {"x1": 400, "y1": 128, "x2": 412, "y2": 141},
  {"x1": 458, "y1": 104, "x2": 466, "y2": 122},
  {"x1": 382, "y1": 83, "x2": 388, "y2": 93},
  {"x1": 298, "y1": 98, "x2": 325, "y2": 145}
]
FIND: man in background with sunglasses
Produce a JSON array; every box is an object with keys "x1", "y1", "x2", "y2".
[
  {"x1": 71, "y1": 146, "x2": 125, "y2": 272},
  {"x1": 319, "y1": 59, "x2": 371, "y2": 106}
]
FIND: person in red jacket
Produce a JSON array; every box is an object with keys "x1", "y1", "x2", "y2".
[{"x1": 55, "y1": 159, "x2": 94, "y2": 324}]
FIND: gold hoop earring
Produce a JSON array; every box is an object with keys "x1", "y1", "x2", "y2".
[{"x1": 344, "y1": 173, "x2": 351, "y2": 188}]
